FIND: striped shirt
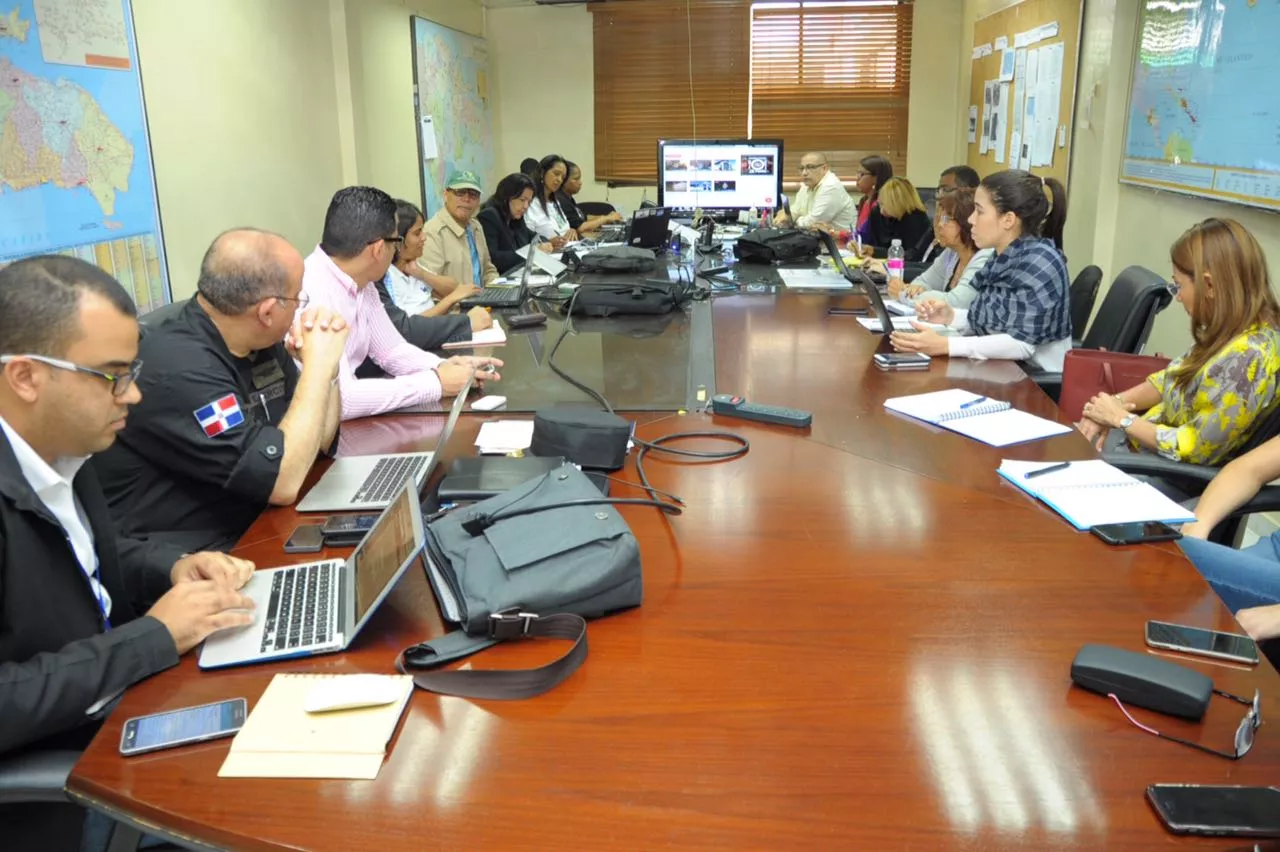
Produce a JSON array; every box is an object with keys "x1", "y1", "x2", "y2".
[{"x1": 301, "y1": 247, "x2": 442, "y2": 420}]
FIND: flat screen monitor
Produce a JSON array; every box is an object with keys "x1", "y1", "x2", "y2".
[{"x1": 657, "y1": 139, "x2": 783, "y2": 218}]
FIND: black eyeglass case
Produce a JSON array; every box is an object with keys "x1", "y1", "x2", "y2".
[{"x1": 1071, "y1": 644, "x2": 1212, "y2": 720}]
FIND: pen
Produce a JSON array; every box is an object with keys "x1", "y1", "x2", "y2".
[
  {"x1": 959, "y1": 395, "x2": 988, "y2": 409},
  {"x1": 1025, "y1": 461, "x2": 1071, "y2": 479}
]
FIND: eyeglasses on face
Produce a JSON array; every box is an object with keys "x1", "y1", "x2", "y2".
[
  {"x1": 270, "y1": 293, "x2": 311, "y2": 310},
  {"x1": 1165, "y1": 280, "x2": 1181, "y2": 297},
  {"x1": 798, "y1": 164, "x2": 825, "y2": 172},
  {"x1": 937, "y1": 185, "x2": 958, "y2": 195},
  {"x1": 367, "y1": 235, "x2": 405, "y2": 247},
  {"x1": 0, "y1": 354, "x2": 143, "y2": 398},
  {"x1": 937, "y1": 214, "x2": 954, "y2": 225},
  {"x1": 1110, "y1": 688, "x2": 1261, "y2": 761}
]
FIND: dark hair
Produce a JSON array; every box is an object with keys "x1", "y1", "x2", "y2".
[
  {"x1": 860, "y1": 155, "x2": 894, "y2": 198},
  {"x1": 320, "y1": 186, "x2": 397, "y2": 259},
  {"x1": 979, "y1": 169, "x2": 1068, "y2": 250},
  {"x1": 936, "y1": 188, "x2": 978, "y2": 252},
  {"x1": 520, "y1": 158, "x2": 539, "y2": 178},
  {"x1": 941, "y1": 165, "x2": 980, "y2": 189},
  {"x1": 484, "y1": 173, "x2": 537, "y2": 223},
  {"x1": 196, "y1": 228, "x2": 293, "y2": 314},
  {"x1": 534, "y1": 154, "x2": 567, "y2": 213},
  {"x1": 391, "y1": 199, "x2": 424, "y2": 264},
  {"x1": 0, "y1": 255, "x2": 136, "y2": 357}
]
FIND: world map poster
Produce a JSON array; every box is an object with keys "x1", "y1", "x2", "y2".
[{"x1": 0, "y1": 0, "x2": 168, "y2": 309}]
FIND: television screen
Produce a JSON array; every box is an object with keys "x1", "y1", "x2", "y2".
[{"x1": 657, "y1": 139, "x2": 783, "y2": 215}]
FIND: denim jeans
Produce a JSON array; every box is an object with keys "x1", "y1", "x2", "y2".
[{"x1": 1179, "y1": 532, "x2": 1280, "y2": 612}]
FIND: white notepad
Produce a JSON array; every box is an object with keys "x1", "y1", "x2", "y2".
[
  {"x1": 997, "y1": 459, "x2": 1197, "y2": 529},
  {"x1": 884, "y1": 389, "x2": 1071, "y2": 446},
  {"x1": 443, "y1": 320, "x2": 507, "y2": 349},
  {"x1": 858, "y1": 316, "x2": 947, "y2": 332}
]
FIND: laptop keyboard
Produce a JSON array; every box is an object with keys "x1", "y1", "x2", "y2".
[
  {"x1": 260, "y1": 562, "x2": 337, "y2": 653},
  {"x1": 352, "y1": 456, "x2": 427, "y2": 504},
  {"x1": 463, "y1": 285, "x2": 525, "y2": 308}
]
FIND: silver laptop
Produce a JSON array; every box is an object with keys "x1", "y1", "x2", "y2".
[
  {"x1": 295, "y1": 377, "x2": 471, "y2": 512},
  {"x1": 198, "y1": 477, "x2": 425, "y2": 669}
]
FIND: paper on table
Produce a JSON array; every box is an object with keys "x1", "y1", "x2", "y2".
[
  {"x1": 443, "y1": 320, "x2": 507, "y2": 349},
  {"x1": 997, "y1": 459, "x2": 1197, "y2": 529},
  {"x1": 475, "y1": 420, "x2": 535, "y2": 453},
  {"x1": 777, "y1": 267, "x2": 853, "y2": 289},
  {"x1": 857, "y1": 316, "x2": 946, "y2": 332},
  {"x1": 942, "y1": 408, "x2": 1071, "y2": 446}
]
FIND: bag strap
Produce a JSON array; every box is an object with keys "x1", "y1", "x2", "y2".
[{"x1": 396, "y1": 612, "x2": 588, "y2": 700}]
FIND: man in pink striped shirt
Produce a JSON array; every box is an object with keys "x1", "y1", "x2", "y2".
[{"x1": 301, "y1": 187, "x2": 501, "y2": 420}]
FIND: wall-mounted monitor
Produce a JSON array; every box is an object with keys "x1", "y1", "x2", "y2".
[{"x1": 656, "y1": 138, "x2": 784, "y2": 218}]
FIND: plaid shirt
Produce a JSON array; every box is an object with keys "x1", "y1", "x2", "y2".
[{"x1": 967, "y1": 236, "x2": 1072, "y2": 345}]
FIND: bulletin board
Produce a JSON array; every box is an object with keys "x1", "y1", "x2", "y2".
[{"x1": 965, "y1": 0, "x2": 1083, "y2": 186}]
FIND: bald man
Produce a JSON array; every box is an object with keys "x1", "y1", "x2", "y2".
[
  {"x1": 92, "y1": 228, "x2": 348, "y2": 552},
  {"x1": 779, "y1": 151, "x2": 856, "y2": 231}
]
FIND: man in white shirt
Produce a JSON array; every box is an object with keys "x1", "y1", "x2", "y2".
[{"x1": 779, "y1": 152, "x2": 856, "y2": 231}]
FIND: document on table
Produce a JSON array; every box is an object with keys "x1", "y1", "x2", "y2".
[
  {"x1": 475, "y1": 420, "x2": 535, "y2": 454},
  {"x1": 777, "y1": 267, "x2": 853, "y2": 290}
]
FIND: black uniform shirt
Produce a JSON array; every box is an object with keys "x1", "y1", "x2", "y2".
[{"x1": 91, "y1": 299, "x2": 298, "y2": 551}]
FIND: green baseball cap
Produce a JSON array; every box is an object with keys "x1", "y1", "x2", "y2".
[{"x1": 445, "y1": 170, "x2": 482, "y2": 192}]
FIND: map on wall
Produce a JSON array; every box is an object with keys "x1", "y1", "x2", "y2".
[
  {"x1": 0, "y1": 0, "x2": 168, "y2": 309},
  {"x1": 1120, "y1": 0, "x2": 1280, "y2": 212},
  {"x1": 410, "y1": 17, "x2": 494, "y2": 217}
]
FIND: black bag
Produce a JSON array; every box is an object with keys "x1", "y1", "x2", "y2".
[
  {"x1": 566, "y1": 280, "x2": 693, "y2": 317},
  {"x1": 570, "y1": 245, "x2": 657, "y2": 274},
  {"x1": 530, "y1": 405, "x2": 631, "y2": 470},
  {"x1": 734, "y1": 228, "x2": 822, "y2": 264}
]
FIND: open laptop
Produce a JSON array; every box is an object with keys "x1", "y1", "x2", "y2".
[
  {"x1": 625, "y1": 206, "x2": 671, "y2": 250},
  {"x1": 198, "y1": 476, "x2": 425, "y2": 669},
  {"x1": 295, "y1": 375, "x2": 471, "y2": 512},
  {"x1": 459, "y1": 237, "x2": 540, "y2": 309}
]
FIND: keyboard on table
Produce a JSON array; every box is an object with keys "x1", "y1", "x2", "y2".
[
  {"x1": 353, "y1": 455, "x2": 427, "y2": 505},
  {"x1": 459, "y1": 284, "x2": 526, "y2": 309},
  {"x1": 261, "y1": 562, "x2": 336, "y2": 652}
]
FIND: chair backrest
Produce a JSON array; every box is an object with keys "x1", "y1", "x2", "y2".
[
  {"x1": 1069, "y1": 265, "x2": 1103, "y2": 339},
  {"x1": 577, "y1": 201, "x2": 616, "y2": 217},
  {"x1": 138, "y1": 298, "x2": 189, "y2": 337},
  {"x1": 1080, "y1": 266, "x2": 1172, "y2": 354},
  {"x1": 917, "y1": 185, "x2": 938, "y2": 221}
]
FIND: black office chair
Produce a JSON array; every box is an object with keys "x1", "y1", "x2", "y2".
[
  {"x1": 1022, "y1": 265, "x2": 1174, "y2": 401},
  {"x1": 1069, "y1": 265, "x2": 1103, "y2": 346},
  {"x1": 0, "y1": 749, "x2": 148, "y2": 850},
  {"x1": 577, "y1": 201, "x2": 617, "y2": 217}
]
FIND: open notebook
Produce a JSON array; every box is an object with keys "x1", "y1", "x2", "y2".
[
  {"x1": 884, "y1": 389, "x2": 1071, "y2": 446},
  {"x1": 443, "y1": 320, "x2": 507, "y2": 349},
  {"x1": 998, "y1": 459, "x2": 1197, "y2": 529},
  {"x1": 219, "y1": 673, "x2": 413, "y2": 780}
]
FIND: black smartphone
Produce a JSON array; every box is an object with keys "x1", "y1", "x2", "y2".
[
  {"x1": 283, "y1": 524, "x2": 325, "y2": 553},
  {"x1": 827, "y1": 307, "x2": 868, "y2": 316},
  {"x1": 321, "y1": 513, "x2": 380, "y2": 536},
  {"x1": 1090, "y1": 521, "x2": 1183, "y2": 545},
  {"x1": 1147, "y1": 784, "x2": 1280, "y2": 837},
  {"x1": 119, "y1": 698, "x2": 247, "y2": 756},
  {"x1": 1145, "y1": 619, "x2": 1260, "y2": 665},
  {"x1": 873, "y1": 352, "x2": 932, "y2": 371}
]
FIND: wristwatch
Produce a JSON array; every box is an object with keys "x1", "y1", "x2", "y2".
[{"x1": 1118, "y1": 414, "x2": 1137, "y2": 431}]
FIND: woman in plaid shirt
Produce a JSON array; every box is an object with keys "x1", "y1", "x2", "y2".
[{"x1": 888, "y1": 169, "x2": 1072, "y2": 371}]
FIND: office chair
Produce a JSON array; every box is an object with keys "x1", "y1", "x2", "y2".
[
  {"x1": 1022, "y1": 265, "x2": 1173, "y2": 402},
  {"x1": 0, "y1": 749, "x2": 148, "y2": 850},
  {"x1": 577, "y1": 201, "x2": 617, "y2": 217},
  {"x1": 1069, "y1": 265, "x2": 1103, "y2": 345}
]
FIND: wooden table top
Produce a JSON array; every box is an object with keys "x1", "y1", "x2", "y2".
[{"x1": 67, "y1": 290, "x2": 1280, "y2": 851}]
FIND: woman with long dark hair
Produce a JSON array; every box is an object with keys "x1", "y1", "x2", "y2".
[
  {"x1": 556, "y1": 161, "x2": 623, "y2": 235},
  {"x1": 524, "y1": 154, "x2": 577, "y2": 247},
  {"x1": 888, "y1": 169, "x2": 1073, "y2": 371},
  {"x1": 477, "y1": 172, "x2": 553, "y2": 275},
  {"x1": 852, "y1": 154, "x2": 893, "y2": 245}
]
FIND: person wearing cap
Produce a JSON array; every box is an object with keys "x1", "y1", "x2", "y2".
[{"x1": 417, "y1": 170, "x2": 501, "y2": 298}]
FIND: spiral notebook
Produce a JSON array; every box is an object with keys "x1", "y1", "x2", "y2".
[
  {"x1": 997, "y1": 459, "x2": 1197, "y2": 530},
  {"x1": 218, "y1": 673, "x2": 413, "y2": 780},
  {"x1": 883, "y1": 389, "x2": 1071, "y2": 446},
  {"x1": 442, "y1": 320, "x2": 507, "y2": 349}
]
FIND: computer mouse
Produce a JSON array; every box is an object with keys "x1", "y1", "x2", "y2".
[{"x1": 472, "y1": 395, "x2": 508, "y2": 412}]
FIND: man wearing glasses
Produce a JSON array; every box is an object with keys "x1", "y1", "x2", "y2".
[
  {"x1": 301, "y1": 186, "x2": 501, "y2": 420},
  {"x1": 776, "y1": 152, "x2": 855, "y2": 231},
  {"x1": 418, "y1": 170, "x2": 501, "y2": 294},
  {"x1": 92, "y1": 228, "x2": 348, "y2": 553},
  {"x1": 0, "y1": 256, "x2": 258, "y2": 846}
]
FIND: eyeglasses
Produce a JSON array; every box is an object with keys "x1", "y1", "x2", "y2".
[
  {"x1": 1110, "y1": 688, "x2": 1261, "y2": 761},
  {"x1": 1165, "y1": 280, "x2": 1181, "y2": 297},
  {"x1": 855, "y1": 170, "x2": 872, "y2": 179},
  {"x1": 367, "y1": 235, "x2": 405, "y2": 247},
  {"x1": 937, "y1": 185, "x2": 958, "y2": 195},
  {"x1": 270, "y1": 293, "x2": 311, "y2": 310},
  {"x1": 937, "y1": 214, "x2": 954, "y2": 225},
  {"x1": 0, "y1": 354, "x2": 143, "y2": 397},
  {"x1": 798, "y1": 164, "x2": 825, "y2": 172}
]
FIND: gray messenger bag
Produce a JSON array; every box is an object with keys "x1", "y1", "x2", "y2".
[{"x1": 399, "y1": 463, "x2": 642, "y2": 699}]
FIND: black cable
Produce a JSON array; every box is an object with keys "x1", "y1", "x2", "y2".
[
  {"x1": 632, "y1": 431, "x2": 750, "y2": 504},
  {"x1": 462, "y1": 496, "x2": 681, "y2": 536}
]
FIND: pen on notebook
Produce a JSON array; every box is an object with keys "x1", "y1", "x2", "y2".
[
  {"x1": 958, "y1": 395, "x2": 989, "y2": 410},
  {"x1": 1025, "y1": 461, "x2": 1071, "y2": 479}
]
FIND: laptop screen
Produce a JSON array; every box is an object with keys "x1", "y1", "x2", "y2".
[{"x1": 352, "y1": 479, "x2": 424, "y2": 625}]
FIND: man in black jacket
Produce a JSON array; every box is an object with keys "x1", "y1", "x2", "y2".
[{"x1": 0, "y1": 256, "x2": 258, "y2": 848}]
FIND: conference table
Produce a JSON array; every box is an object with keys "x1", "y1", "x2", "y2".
[{"x1": 67, "y1": 257, "x2": 1280, "y2": 850}]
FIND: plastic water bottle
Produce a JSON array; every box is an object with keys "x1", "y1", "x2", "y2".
[{"x1": 887, "y1": 239, "x2": 905, "y2": 294}]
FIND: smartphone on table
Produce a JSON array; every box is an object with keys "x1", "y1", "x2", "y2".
[
  {"x1": 1147, "y1": 784, "x2": 1280, "y2": 837},
  {"x1": 119, "y1": 698, "x2": 247, "y2": 756},
  {"x1": 320, "y1": 512, "x2": 380, "y2": 545},
  {"x1": 1090, "y1": 521, "x2": 1182, "y2": 545},
  {"x1": 1145, "y1": 619, "x2": 1260, "y2": 665},
  {"x1": 283, "y1": 524, "x2": 325, "y2": 553},
  {"x1": 873, "y1": 352, "x2": 931, "y2": 371}
]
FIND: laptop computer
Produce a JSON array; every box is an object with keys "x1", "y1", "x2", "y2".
[
  {"x1": 625, "y1": 206, "x2": 671, "y2": 250},
  {"x1": 295, "y1": 375, "x2": 471, "y2": 512},
  {"x1": 459, "y1": 237, "x2": 540, "y2": 309},
  {"x1": 198, "y1": 476, "x2": 425, "y2": 669}
]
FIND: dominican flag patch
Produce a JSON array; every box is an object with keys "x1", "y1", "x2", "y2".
[{"x1": 194, "y1": 394, "x2": 244, "y2": 437}]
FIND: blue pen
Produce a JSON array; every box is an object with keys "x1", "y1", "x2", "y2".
[{"x1": 959, "y1": 395, "x2": 988, "y2": 410}]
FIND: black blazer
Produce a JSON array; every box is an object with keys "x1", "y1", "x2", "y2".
[
  {"x1": 477, "y1": 205, "x2": 536, "y2": 275},
  {"x1": 863, "y1": 209, "x2": 933, "y2": 262},
  {"x1": 555, "y1": 190, "x2": 586, "y2": 231}
]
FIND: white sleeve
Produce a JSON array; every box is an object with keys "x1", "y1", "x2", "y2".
[
  {"x1": 524, "y1": 201, "x2": 560, "y2": 239},
  {"x1": 947, "y1": 333, "x2": 1036, "y2": 361}
]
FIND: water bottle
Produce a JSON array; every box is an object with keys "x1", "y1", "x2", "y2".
[{"x1": 887, "y1": 239, "x2": 905, "y2": 297}]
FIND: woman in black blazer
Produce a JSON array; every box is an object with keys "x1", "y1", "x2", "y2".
[
  {"x1": 862, "y1": 176, "x2": 934, "y2": 261},
  {"x1": 477, "y1": 172, "x2": 542, "y2": 275}
]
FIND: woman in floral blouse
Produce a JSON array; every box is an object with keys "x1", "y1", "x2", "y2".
[{"x1": 1078, "y1": 218, "x2": 1280, "y2": 465}]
